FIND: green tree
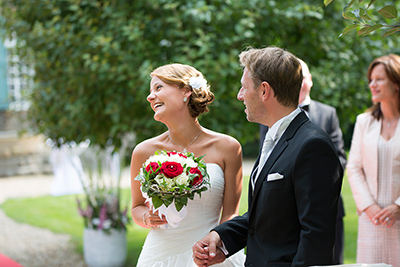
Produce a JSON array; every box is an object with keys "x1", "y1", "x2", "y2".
[
  {"x1": 325, "y1": 0, "x2": 400, "y2": 37},
  {"x1": 1, "y1": 0, "x2": 399, "y2": 151}
]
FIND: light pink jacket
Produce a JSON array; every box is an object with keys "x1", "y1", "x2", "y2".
[{"x1": 347, "y1": 112, "x2": 400, "y2": 214}]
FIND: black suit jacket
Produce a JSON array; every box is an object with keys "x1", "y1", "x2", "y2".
[
  {"x1": 260, "y1": 100, "x2": 347, "y2": 220},
  {"x1": 215, "y1": 111, "x2": 343, "y2": 267}
]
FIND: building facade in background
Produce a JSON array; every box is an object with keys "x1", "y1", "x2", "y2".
[{"x1": 0, "y1": 38, "x2": 51, "y2": 177}]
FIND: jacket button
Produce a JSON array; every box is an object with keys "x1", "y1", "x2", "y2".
[{"x1": 248, "y1": 228, "x2": 255, "y2": 235}]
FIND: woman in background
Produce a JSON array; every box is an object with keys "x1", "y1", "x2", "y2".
[
  {"x1": 130, "y1": 63, "x2": 245, "y2": 266},
  {"x1": 347, "y1": 54, "x2": 400, "y2": 266}
]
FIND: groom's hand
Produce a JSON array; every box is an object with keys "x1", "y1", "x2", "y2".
[{"x1": 192, "y1": 231, "x2": 225, "y2": 266}]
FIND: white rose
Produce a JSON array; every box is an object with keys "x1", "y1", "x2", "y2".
[
  {"x1": 184, "y1": 158, "x2": 197, "y2": 168},
  {"x1": 155, "y1": 174, "x2": 175, "y2": 189},
  {"x1": 144, "y1": 154, "x2": 168, "y2": 167},
  {"x1": 175, "y1": 173, "x2": 190, "y2": 186},
  {"x1": 169, "y1": 154, "x2": 195, "y2": 167}
]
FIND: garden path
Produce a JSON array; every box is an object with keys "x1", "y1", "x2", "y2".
[{"x1": 0, "y1": 174, "x2": 89, "y2": 267}]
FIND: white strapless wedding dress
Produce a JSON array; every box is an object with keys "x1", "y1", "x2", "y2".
[{"x1": 136, "y1": 163, "x2": 246, "y2": 267}]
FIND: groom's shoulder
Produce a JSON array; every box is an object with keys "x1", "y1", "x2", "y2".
[{"x1": 295, "y1": 119, "x2": 331, "y2": 142}]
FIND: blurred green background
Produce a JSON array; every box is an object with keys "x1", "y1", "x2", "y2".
[{"x1": 1, "y1": 0, "x2": 400, "y2": 154}]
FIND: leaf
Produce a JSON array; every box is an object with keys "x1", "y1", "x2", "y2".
[
  {"x1": 358, "y1": 24, "x2": 383, "y2": 36},
  {"x1": 174, "y1": 197, "x2": 188, "y2": 211},
  {"x1": 343, "y1": 0, "x2": 357, "y2": 12},
  {"x1": 367, "y1": 0, "x2": 377, "y2": 9},
  {"x1": 383, "y1": 26, "x2": 400, "y2": 37},
  {"x1": 152, "y1": 196, "x2": 163, "y2": 209},
  {"x1": 324, "y1": 0, "x2": 334, "y2": 7},
  {"x1": 175, "y1": 201, "x2": 184, "y2": 211},
  {"x1": 378, "y1": 5, "x2": 398, "y2": 19},
  {"x1": 339, "y1": 24, "x2": 359, "y2": 37},
  {"x1": 359, "y1": 7, "x2": 372, "y2": 21},
  {"x1": 161, "y1": 196, "x2": 172, "y2": 207},
  {"x1": 342, "y1": 11, "x2": 358, "y2": 21}
]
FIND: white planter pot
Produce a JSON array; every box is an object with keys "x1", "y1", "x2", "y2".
[{"x1": 83, "y1": 228, "x2": 127, "y2": 267}]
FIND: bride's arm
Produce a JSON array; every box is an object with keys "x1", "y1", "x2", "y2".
[
  {"x1": 130, "y1": 144, "x2": 152, "y2": 228},
  {"x1": 219, "y1": 136, "x2": 243, "y2": 224},
  {"x1": 130, "y1": 143, "x2": 167, "y2": 228}
]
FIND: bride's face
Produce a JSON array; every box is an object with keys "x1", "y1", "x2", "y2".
[{"x1": 147, "y1": 76, "x2": 187, "y2": 122}]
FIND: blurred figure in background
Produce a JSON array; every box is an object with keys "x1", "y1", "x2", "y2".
[{"x1": 347, "y1": 54, "x2": 400, "y2": 266}]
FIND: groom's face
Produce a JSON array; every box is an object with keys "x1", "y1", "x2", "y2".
[{"x1": 237, "y1": 68, "x2": 264, "y2": 123}]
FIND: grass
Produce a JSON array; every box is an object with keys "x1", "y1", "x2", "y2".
[
  {"x1": 1, "y1": 190, "x2": 149, "y2": 266},
  {"x1": 1, "y1": 171, "x2": 358, "y2": 265}
]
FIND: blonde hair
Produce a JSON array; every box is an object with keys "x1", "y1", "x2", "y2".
[{"x1": 151, "y1": 63, "x2": 215, "y2": 117}]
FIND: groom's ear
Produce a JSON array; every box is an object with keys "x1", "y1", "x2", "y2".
[{"x1": 260, "y1": 81, "x2": 272, "y2": 101}]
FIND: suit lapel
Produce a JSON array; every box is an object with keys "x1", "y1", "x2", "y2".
[{"x1": 249, "y1": 112, "x2": 309, "y2": 214}]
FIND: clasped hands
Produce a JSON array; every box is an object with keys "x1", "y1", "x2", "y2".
[
  {"x1": 192, "y1": 231, "x2": 226, "y2": 267},
  {"x1": 365, "y1": 203, "x2": 400, "y2": 227}
]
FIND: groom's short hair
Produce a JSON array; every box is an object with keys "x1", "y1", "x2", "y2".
[{"x1": 239, "y1": 46, "x2": 302, "y2": 108}]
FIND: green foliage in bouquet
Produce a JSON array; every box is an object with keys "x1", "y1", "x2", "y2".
[{"x1": 135, "y1": 150, "x2": 210, "y2": 212}]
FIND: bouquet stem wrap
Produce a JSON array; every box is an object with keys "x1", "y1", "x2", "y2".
[{"x1": 143, "y1": 192, "x2": 188, "y2": 228}]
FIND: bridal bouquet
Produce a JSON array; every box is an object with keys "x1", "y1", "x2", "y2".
[{"x1": 135, "y1": 150, "x2": 210, "y2": 227}]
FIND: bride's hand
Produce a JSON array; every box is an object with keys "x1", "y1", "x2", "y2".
[{"x1": 144, "y1": 209, "x2": 168, "y2": 228}]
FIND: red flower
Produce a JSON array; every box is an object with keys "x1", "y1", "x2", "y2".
[
  {"x1": 145, "y1": 162, "x2": 161, "y2": 175},
  {"x1": 161, "y1": 161, "x2": 184, "y2": 178},
  {"x1": 167, "y1": 151, "x2": 187, "y2": 158},
  {"x1": 189, "y1": 167, "x2": 203, "y2": 186}
]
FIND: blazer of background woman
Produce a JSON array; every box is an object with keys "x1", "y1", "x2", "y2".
[{"x1": 347, "y1": 112, "x2": 400, "y2": 215}]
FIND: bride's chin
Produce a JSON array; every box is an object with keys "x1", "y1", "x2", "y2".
[{"x1": 153, "y1": 114, "x2": 164, "y2": 123}]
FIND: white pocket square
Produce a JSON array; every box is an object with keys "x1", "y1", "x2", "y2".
[{"x1": 267, "y1": 173, "x2": 284, "y2": 181}]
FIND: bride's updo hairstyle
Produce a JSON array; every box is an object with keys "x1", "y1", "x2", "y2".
[{"x1": 151, "y1": 63, "x2": 215, "y2": 118}]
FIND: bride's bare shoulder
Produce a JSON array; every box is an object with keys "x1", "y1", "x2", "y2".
[
  {"x1": 132, "y1": 133, "x2": 167, "y2": 159},
  {"x1": 204, "y1": 129, "x2": 241, "y2": 152}
]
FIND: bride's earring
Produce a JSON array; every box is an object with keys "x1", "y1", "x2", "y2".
[{"x1": 183, "y1": 96, "x2": 188, "y2": 103}]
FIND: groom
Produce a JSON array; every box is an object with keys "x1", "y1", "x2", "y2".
[{"x1": 192, "y1": 46, "x2": 343, "y2": 266}]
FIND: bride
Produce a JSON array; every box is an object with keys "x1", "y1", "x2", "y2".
[{"x1": 130, "y1": 63, "x2": 246, "y2": 266}]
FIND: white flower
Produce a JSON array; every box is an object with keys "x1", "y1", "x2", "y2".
[
  {"x1": 189, "y1": 76, "x2": 207, "y2": 90},
  {"x1": 155, "y1": 174, "x2": 175, "y2": 189},
  {"x1": 144, "y1": 154, "x2": 169, "y2": 167},
  {"x1": 169, "y1": 154, "x2": 197, "y2": 168},
  {"x1": 92, "y1": 218, "x2": 100, "y2": 226},
  {"x1": 175, "y1": 173, "x2": 190, "y2": 186}
]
